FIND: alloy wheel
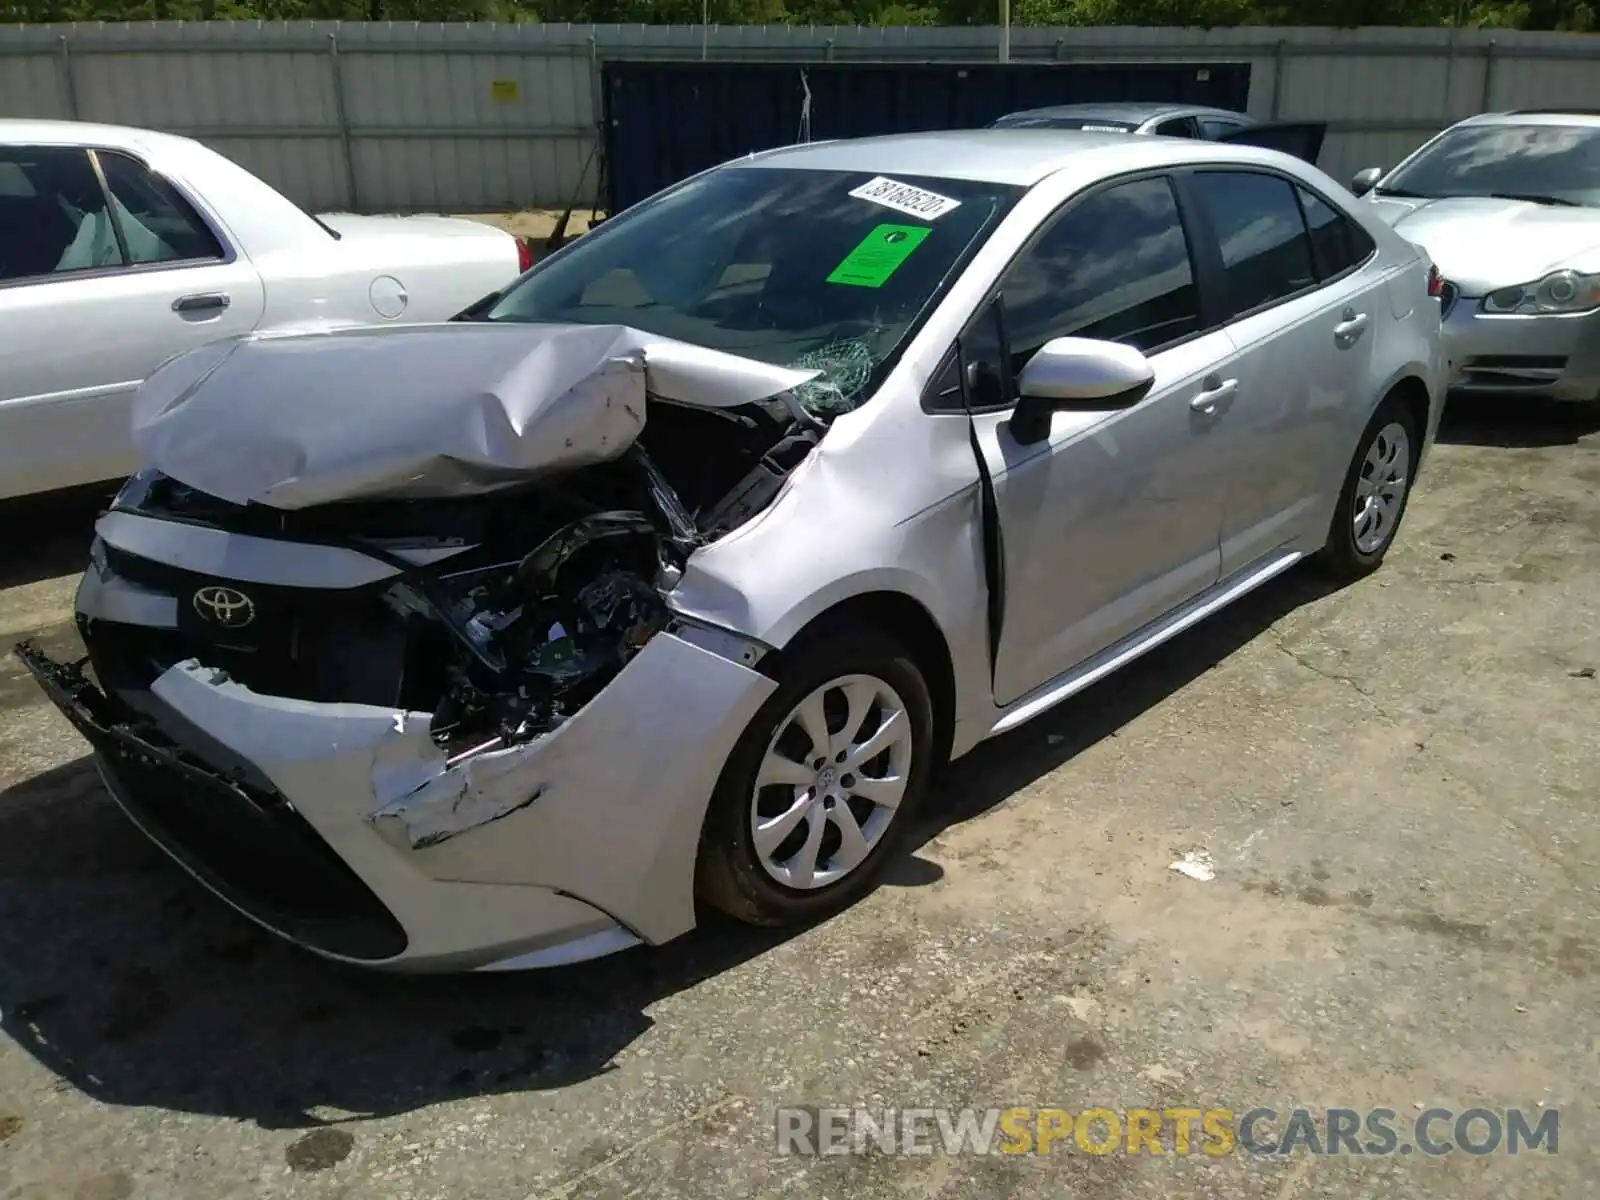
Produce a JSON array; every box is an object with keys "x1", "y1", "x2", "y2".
[
  {"x1": 1353, "y1": 421, "x2": 1411, "y2": 555},
  {"x1": 749, "y1": 673, "x2": 914, "y2": 890}
]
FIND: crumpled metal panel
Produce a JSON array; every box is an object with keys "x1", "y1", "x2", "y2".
[{"x1": 129, "y1": 321, "x2": 818, "y2": 511}]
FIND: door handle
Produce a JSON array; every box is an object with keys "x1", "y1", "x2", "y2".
[
  {"x1": 1190, "y1": 375, "x2": 1237, "y2": 415},
  {"x1": 1334, "y1": 307, "x2": 1369, "y2": 346},
  {"x1": 173, "y1": 293, "x2": 230, "y2": 314}
]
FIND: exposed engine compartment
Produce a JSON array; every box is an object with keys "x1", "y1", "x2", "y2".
[{"x1": 104, "y1": 392, "x2": 819, "y2": 758}]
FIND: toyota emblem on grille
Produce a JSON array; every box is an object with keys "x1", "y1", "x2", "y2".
[{"x1": 192, "y1": 585, "x2": 256, "y2": 629}]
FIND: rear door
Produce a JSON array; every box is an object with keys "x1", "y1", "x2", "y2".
[
  {"x1": 1217, "y1": 122, "x2": 1327, "y2": 166},
  {"x1": 1178, "y1": 168, "x2": 1383, "y2": 575},
  {"x1": 0, "y1": 143, "x2": 264, "y2": 500}
]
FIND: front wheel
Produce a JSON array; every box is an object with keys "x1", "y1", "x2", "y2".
[
  {"x1": 1318, "y1": 395, "x2": 1422, "y2": 581},
  {"x1": 695, "y1": 628, "x2": 934, "y2": 927}
]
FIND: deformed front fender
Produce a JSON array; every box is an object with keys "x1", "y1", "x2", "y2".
[
  {"x1": 372, "y1": 632, "x2": 776, "y2": 945},
  {"x1": 664, "y1": 396, "x2": 995, "y2": 752}
]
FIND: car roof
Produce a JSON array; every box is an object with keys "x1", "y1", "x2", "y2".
[
  {"x1": 1453, "y1": 110, "x2": 1600, "y2": 130},
  {"x1": 993, "y1": 101, "x2": 1251, "y2": 125},
  {"x1": 738, "y1": 128, "x2": 1306, "y2": 187},
  {"x1": 0, "y1": 118, "x2": 199, "y2": 155}
]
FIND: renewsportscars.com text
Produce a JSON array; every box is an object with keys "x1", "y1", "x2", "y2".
[{"x1": 774, "y1": 1105, "x2": 1560, "y2": 1158}]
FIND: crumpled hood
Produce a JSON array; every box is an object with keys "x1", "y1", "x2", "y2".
[
  {"x1": 130, "y1": 322, "x2": 818, "y2": 511},
  {"x1": 1367, "y1": 195, "x2": 1600, "y2": 293}
]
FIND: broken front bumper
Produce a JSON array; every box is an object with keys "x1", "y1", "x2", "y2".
[{"x1": 18, "y1": 626, "x2": 775, "y2": 973}]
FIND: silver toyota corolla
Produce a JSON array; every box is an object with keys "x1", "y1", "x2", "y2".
[
  {"x1": 1350, "y1": 110, "x2": 1600, "y2": 401},
  {"x1": 17, "y1": 130, "x2": 1447, "y2": 973}
]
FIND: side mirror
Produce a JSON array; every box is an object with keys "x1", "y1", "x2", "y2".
[
  {"x1": 1010, "y1": 337, "x2": 1155, "y2": 445},
  {"x1": 1350, "y1": 166, "x2": 1385, "y2": 197}
]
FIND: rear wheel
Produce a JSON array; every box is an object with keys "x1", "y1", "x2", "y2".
[
  {"x1": 1318, "y1": 395, "x2": 1421, "y2": 581},
  {"x1": 696, "y1": 628, "x2": 934, "y2": 927}
]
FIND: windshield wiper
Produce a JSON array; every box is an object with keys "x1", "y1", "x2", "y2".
[
  {"x1": 1372, "y1": 186, "x2": 1433, "y2": 199},
  {"x1": 1487, "y1": 191, "x2": 1581, "y2": 207}
]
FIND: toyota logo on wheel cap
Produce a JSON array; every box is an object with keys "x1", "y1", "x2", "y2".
[{"x1": 192, "y1": 585, "x2": 256, "y2": 629}]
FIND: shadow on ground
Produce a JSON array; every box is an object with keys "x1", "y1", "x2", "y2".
[
  {"x1": 1435, "y1": 393, "x2": 1600, "y2": 448},
  {"x1": 0, "y1": 544, "x2": 1341, "y2": 1132},
  {"x1": 0, "y1": 485, "x2": 115, "y2": 590}
]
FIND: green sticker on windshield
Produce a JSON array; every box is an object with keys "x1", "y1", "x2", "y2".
[{"x1": 826, "y1": 223, "x2": 931, "y2": 289}]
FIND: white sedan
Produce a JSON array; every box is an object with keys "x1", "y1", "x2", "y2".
[{"x1": 0, "y1": 120, "x2": 534, "y2": 501}]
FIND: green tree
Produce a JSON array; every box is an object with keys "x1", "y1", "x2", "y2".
[{"x1": 5, "y1": 0, "x2": 1595, "y2": 30}]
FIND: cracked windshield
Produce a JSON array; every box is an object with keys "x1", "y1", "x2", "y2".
[{"x1": 484, "y1": 166, "x2": 1020, "y2": 414}]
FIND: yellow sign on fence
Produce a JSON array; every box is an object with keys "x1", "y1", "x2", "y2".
[{"x1": 490, "y1": 79, "x2": 519, "y2": 103}]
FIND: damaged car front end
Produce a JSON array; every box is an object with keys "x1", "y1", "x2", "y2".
[
  {"x1": 16, "y1": 322, "x2": 831, "y2": 971},
  {"x1": 17, "y1": 158, "x2": 1022, "y2": 972}
]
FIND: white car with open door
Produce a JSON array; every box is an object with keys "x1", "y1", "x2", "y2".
[
  {"x1": 0, "y1": 120, "x2": 535, "y2": 501},
  {"x1": 989, "y1": 102, "x2": 1328, "y2": 166}
]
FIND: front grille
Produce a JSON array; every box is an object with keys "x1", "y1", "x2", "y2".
[
  {"x1": 1465, "y1": 355, "x2": 1568, "y2": 371},
  {"x1": 1458, "y1": 355, "x2": 1568, "y2": 389},
  {"x1": 97, "y1": 546, "x2": 410, "y2": 707}
]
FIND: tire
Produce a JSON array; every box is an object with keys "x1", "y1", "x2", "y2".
[
  {"x1": 695, "y1": 626, "x2": 935, "y2": 927},
  {"x1": 1317, "y1": 394, "x2": 1423, "y2": 582}
]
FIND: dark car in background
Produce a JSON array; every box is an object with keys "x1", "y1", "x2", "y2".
[{"x1": 989, "y1": 102, "x2": 1327, "y2": 166}]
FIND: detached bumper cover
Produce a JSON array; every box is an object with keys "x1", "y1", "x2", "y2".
[
  {"x1": 17, "y1": 630, "x2": 776, "y2": 972},
  {"x1": 16, "y1": 641, "x2": 413, "y2": 962}
]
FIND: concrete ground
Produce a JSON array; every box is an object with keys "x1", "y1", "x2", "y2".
[{"x1": 0, "y1": 397, "x2": 1596, "y2": 1200}]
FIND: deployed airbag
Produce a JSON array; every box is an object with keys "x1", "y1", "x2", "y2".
[{"x1": 130, "y1": 322, "x2": 818, "y2": 510}]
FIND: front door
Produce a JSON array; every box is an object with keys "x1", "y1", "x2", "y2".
[
  {"x1": 958, "y1": 174, "x2": 1237, "y2": 706},
  {"x1": 0, "y1": 143, "x2": 264, "y2": 499}
]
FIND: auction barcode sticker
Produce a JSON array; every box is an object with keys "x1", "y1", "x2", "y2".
[{"x1": 847, "y1": 176, "x2": 962, "y2": 221}]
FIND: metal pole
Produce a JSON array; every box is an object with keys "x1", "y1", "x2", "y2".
[
  {"x1": 328, "y1": 32, "x2": 359, "y2": 211},
  {"x1": 1443, "y1": 28, "x2": 1458, "y2": 123},
  {"x1": 999, "y1": 0, "x2": 1010, "y2": 64},
  {"x1": 701, "y1": 0, "x2": 708, "y2": 62},
  {"x1": 1269, "y1": 39, "x2": 1286, "y2": 119},
  {"x1": 58, "y1": 35, "x2": 79, "y2": 120},
  {"x1": 588, "y1": 35, "x2": 604, "y2": 217},
  {"x1": 1480, "y1": 40, "x2": 1496, "y2": 111}
]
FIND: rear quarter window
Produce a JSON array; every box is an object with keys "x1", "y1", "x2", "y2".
[{"x1": 1297, "y1": 186, "x2": 1377, "y2": 280}]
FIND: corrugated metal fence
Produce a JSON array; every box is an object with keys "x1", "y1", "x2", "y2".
[
  {"x1": 600, "y1": 60, "x2": 1257, "y2": 210},
  {"x1": 1, "y1": 22, "x2": 1598, "y2": 212}
]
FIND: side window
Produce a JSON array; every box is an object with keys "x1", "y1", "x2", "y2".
[
  {"x1": 1187, "y1": 170, "x2": 1317, "y2": 319},
  {"x1": 1000, "y1": 175, "x2": 1200, "y2": 370},
  {"x1": 95, "y1": 151, "x2": 224, "y2": 265},
  {"x1": 1296, "y1": 185, "x2": 1376, "y2": 281},
  {"x1": 961, "y1": 299, "x2": 1011, "y2": 410},
  {"x1": 0, "y1": 146, "x2": 122, "y2": 282},
  {"x1": 1199, "y1": 118, "x2": 1245, "y2": 140},
  {"x1": 920, "y1": 300, "x2": 1011, "y2": 414},
  {"x1": 1154, "y1": 117, "x2": 1198, "y2": 139}
]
